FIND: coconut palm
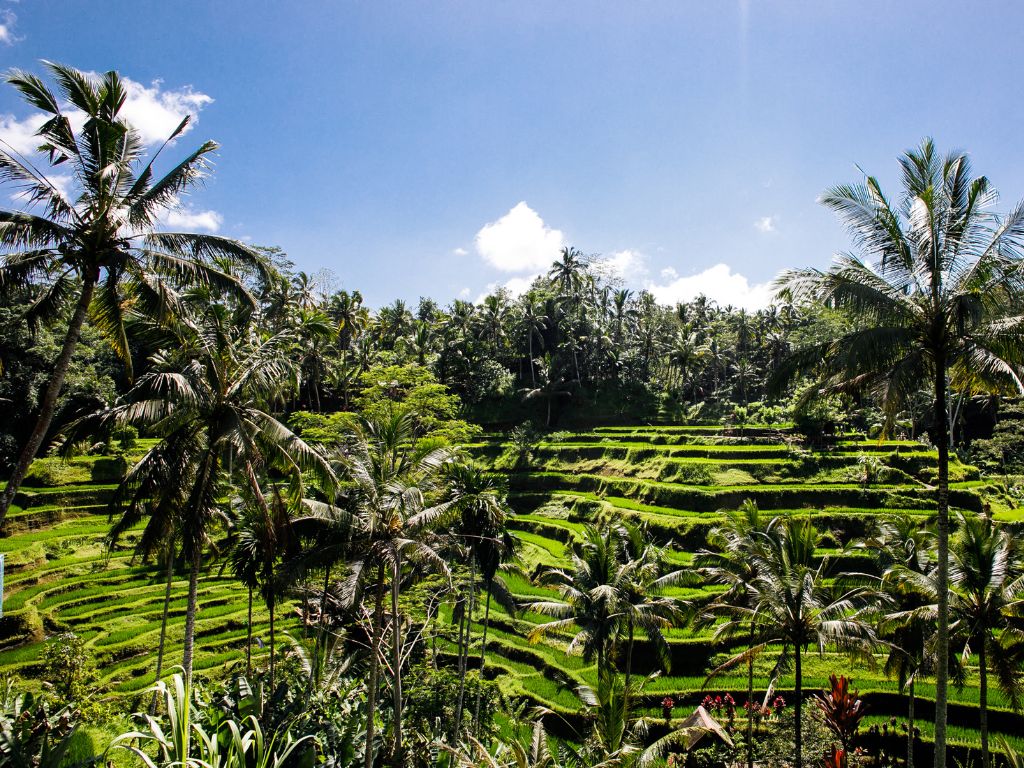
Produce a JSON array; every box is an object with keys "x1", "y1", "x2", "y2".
[
  {"x1": 68, "y1": 303, "x2": 335, "y2": 684},
  {"x1": 694, "y1": 499, "x2": 770, "y2": 768},
  {"x1": 859, "y1": 516, "x2": 936, "y2": 768},
  {"x1": 774, "y1": 140, "x2": 1024, "y2": 767},
  {"x1": 335, "y1": 410, "x2": 453, "y2": 768},
  {"x1": 617, "y1": 521, "x2": 687, "y2": 719},
  {"x1": 0, "y1": 62, "x2": 265, "y2": 526},
  {"x1": 528, "y1": 522, "x2": 625, "y2": 681},
  {"x1": 715, "y1": 517, "x2": 876, "y2": 768},
  {"x1": 443, "y1": 461, "x2": 517, "y2": 736},
  {"x1": 229, "y1": 485, "x2": 300, "y2": 693},
  {"x1": 890, "y1": 513, "x2": 1024, "y2": 768}
]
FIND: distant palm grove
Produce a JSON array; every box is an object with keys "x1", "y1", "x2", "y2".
[{"x1": 3, "y1": 63, "x2": 1024, "y2": 768}]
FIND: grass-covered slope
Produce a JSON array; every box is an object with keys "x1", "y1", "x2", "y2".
[
  {"x1": 0, "y1": 445, "x2": 274, "y2": 703},
  {"x1": 469, "y1": 424, "x2": 1024, "y2": 750}
]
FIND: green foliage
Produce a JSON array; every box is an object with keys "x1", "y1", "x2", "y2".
[
  {"x1": 23, "y1": 460, "x2": 90, "y2": 488},
  {"x1": 0, "y1": 681, "x2": 80, "y2": 768},
  {"x1": 404, "y1": 665, "x2": 500, "y2": 744},
  {"x1": 355, "y1": 363, "x2": 481, "y2": 444},
  {"x1": 40, "y1": 634, "x2": 96, "y2": 717},
  {"x1": 110, "y1": 425, "x2": 137, "y2": 453}
]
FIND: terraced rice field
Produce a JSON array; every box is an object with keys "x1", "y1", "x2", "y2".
[
  {"x1": 0, "y1": 446, "x2": 277, "y2": 705},
  {"x1": 1, "y1": 425, "x2": 1022, "y2": 752},
  {"x1": 467, "y1": 424, "x2": 1024, "y2": 750}
]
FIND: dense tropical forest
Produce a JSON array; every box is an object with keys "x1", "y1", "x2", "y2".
[{"x1": 3, "y1": 63, "x2": 1024, "y2": 768}]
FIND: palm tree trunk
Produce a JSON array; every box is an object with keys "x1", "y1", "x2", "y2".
[
  {"x1": 269, "y1": 588, "x2": 276, "y2": 693},
  {"x1": 907, "y1": 679, "x2": 915, "y2": 768},
  {"x1": 979, "y1": 641, "x2": 989, "y2": 768},
  {"x1": 246, "y1": 586, "x2": 253, "y2": 678},
  {"x1": 933, "y1": 359, "x2": 950, "y2": 768},
  {"x1": 452, "y1": 594, "x2": 468, "y2": 738},
  {"x1": 0, "y1": 275, "x2": 97, "y2": 527},
  {"x1": 454, "y1": 560, "x2": 475, "y2": 739},
  {"x1": 472, "y1": 586, "x2": 493, "y2": 734},
  {"x1": 391, "y1": 552, "x2": 404, "y2": 767},
  {"x1": 624, "y1": 617, "x2": 634, "y2": 719},
  {"x1": 528, "y1": 331, "x2": 536, "y2": 385},
  {"x1": 312, "y1": 564, "x2": 332, "y2": 686},
  {"x1": 150, "y1": 550, "x2": 175, "y2": 715},
  {"x1": 747, "y1": 624, "x2": 755, "y2": 768},
  {"x1": 364, "y1": 566, "x2": 386, "y2": 768},
  {"x1": 794, "y1": 644, "x2": 803, "y2": 768},
  {"x1": 181, "y1": 550, "x2": 201, "y2": 687}
]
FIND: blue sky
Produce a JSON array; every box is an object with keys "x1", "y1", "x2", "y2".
[{"x1": 2, "y1": 1, "x2": 1024, "y2": 308}]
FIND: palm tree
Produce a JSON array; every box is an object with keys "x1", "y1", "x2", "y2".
[
  {"x1": 891, "y1": 513, "x2": 1024, "y2": 768},
  {"x1": 528, "y1": 523, "x2": 624, "y2": 681},
  {"x1": 774, "y1": 140, "x2": 1024, "y2": 768},
  {"x1": 230, "y1": 485, "x2": 300, "y2": 692},
  {"x1": 519, "y1": 297, "x2": 548, "y2": 385},
  {"x1": 443, "y1": 461, "x2": 517, "y2": 737},
  {"x1": 695, "y1": 499, "x2": 769, "y2": 768},
  {"x1": 0, "y1": 62, "x2": 264, "y2": 526},
  {"x1": 716, "y1": 517, "x2": 876, "y2": 768},
  {"x1": 859, "y1": 516, "x2": 936, "y2": 768},
  {"x1": 69, "y1": 303, "x2": 334, "y2": 685},
  {"x1": 616, "y1": 521, "x2": 686, "y2": 720},
  {"x1": 336, "y1": 410, "x2": 453, "y2": 768},
  {"x1": 523, "y1": 353, "x2": 574, "y2": 428}
]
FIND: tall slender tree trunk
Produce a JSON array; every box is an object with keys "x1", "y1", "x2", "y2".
[
  {"x1": 364, "y1": 567, "x2": 386, "y2": 768},
  {"x1": 453, "y1": 561, "x2": 475, "y2": 739},
  {"x1": 246, "y1": 586, "x2": 253, "y2": 678},
  {"x1": 150, "y1": 550, "x2": 175, "y2": 715},
  {"x1": 528, "y1": 332, "x2": 536, "y2": 385},
  {"x1": 269, "y1": 587, "x2": 276, "y2": 693},
  {"x1": 933, "y1": 359, "x2": 950, "y2": 768},
  {"x1": 391, "y1": 552, "x2": 404, "y2": 767},
  {"x1": 794, "y1": 645, "x2": 803, "y2": 768},
  {"x1": 472, "y1": 586, "x2": 493, "y2": 734},
  {"x1": 181, "y1": 550, "x2": 202, "y2": 687},
  {"x1": 312, "y1": 564, "x2": 332, "y2": 686},
  {"x1": 907, "y1": 679, "x2": 915, "y2": 768},
  {"x1": 0, "y1": 276, "x2": 97, "y2": 527},
  {"x1": 979, "y1": 641, "x2": 989, "y2": 768},
  {"x1": 624, "y1": 618, "x2": 634, "y2": 720},
  {"x1": 747, "y1": 624, "x2": 755, "y2": 768}
]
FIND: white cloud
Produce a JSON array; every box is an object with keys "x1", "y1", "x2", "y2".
[
  {"x1": 119, "y1": 79, "x2": 213, "y2": 145},
  {"x1": 474, "y1": 274, "x2": 539, "y2": 304},
  {"x1": 593, "y1": 249, "x2": 648, "y2": 283},
  {"x1": 474, "y1": 201, "x2": 565, "y2": 272},
  {"x1": 458, "y1": 286, "x2": 471, "y2": 298},
  {"x1": 0, "y1": 112, "x2": 47, "y2": 155},
  {"x1": 161, "y1": 205, "x2": 223, "y2": 232},
  {"x1": 0, "y1": 10, "x2": 18, "y2": 45},
  {"x1": 8, "y1": 172, "x2": 75, "y2": 205},
  {"x1": 0, "y1": 74, "x2": 213, "y2": 158},
  {"x1": 755, "y1": 215, "x2": 777, "y2": 233},
  {"x1": 647, "y1": 263, "x2": 776, "y2": 310},
  {"x1": 453, "y1": 247, "x2": 468, "y2": 256}
]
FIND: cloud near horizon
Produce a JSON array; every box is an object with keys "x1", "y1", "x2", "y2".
[
  {"x1": 647, "y1": 263, "x2": 776, "y2": 310},
  {"x1": 474, "y1": 201, "x2": 565, "y2": 272}
]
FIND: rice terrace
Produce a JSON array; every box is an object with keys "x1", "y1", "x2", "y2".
[{"x1": 2, "y1": 4, "x2": 1024, "y2": 768}]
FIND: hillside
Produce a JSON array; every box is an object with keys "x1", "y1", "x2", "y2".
[{"x1": 1, "y1": 424, "x2": 1022, "y2": 753}]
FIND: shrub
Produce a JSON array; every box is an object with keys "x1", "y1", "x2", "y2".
[
  {"x1": 40, "y1": 633, "x2": 95, "y2": 713},
  {"x1": 110, "y1": 424, "x2": 137, "y2": 452}
]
